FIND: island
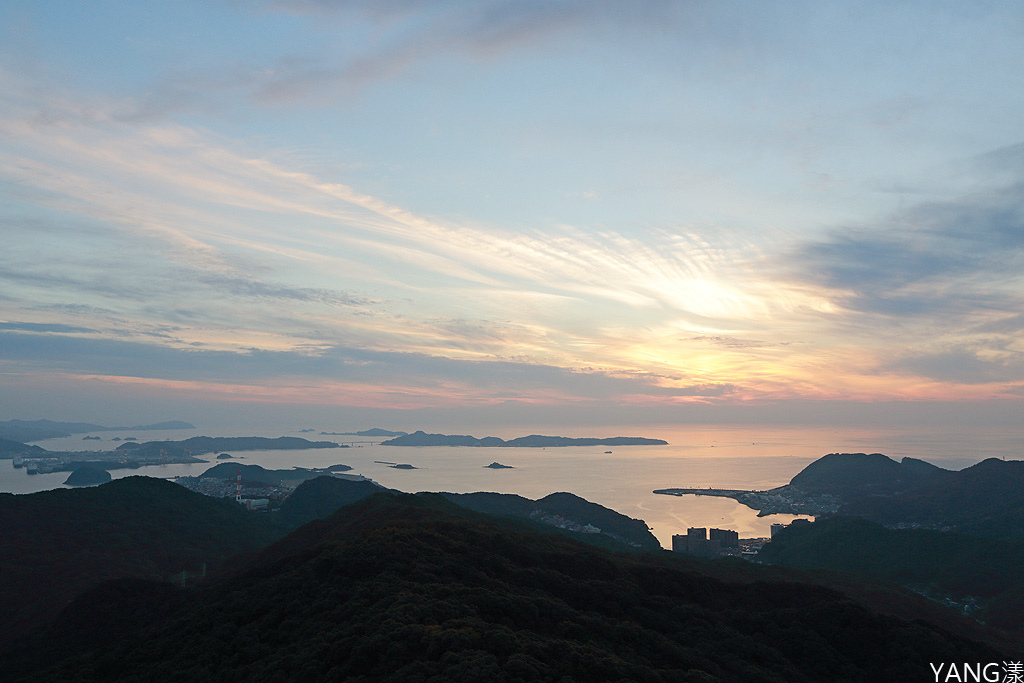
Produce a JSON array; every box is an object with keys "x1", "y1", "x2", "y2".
[
  {"x1": 195, "y1": 462, "x2": 352, "y2": 486},
  {"x1": 485, "y1": 462, "x2": 514, "y2": 469},
  {"x1": 11, "y1": 436, "x2": 345, "y2": 476},
  {"x1": 0, "y1": 438, "x2": 47, "y2": 458},
  {"x1": 381, "y1": 431, "x2": 667, "y2": 447},
  {"x1": 116, "y1": 436, "x2": 344, "y2": 457},
  {"x1": 63, "y1": 466, "x2": 112, "y2": 487},
  {"x1": 320, "y1": 428, "x2": 409, "y2": 437},
  {"x1": 389, "y1": 463, "x2": 417, "y2": 469},
  {"x1": 0, "y1": 419, "x2": 195, "y2": 442}
]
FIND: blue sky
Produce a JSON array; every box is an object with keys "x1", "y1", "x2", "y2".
[{"x1": 1, "y1": 1, "x2": 1023, "y2": 430}]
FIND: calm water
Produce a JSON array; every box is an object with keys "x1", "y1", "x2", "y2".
[{"x1": 4, "y1": 424, "x2": 1021, "y2": 549}]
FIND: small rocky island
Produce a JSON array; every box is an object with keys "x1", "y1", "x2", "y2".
[
  {"x1": 64, "y1": 466, "x2": 112, "y2": 487},
  {"x1": 485, "y1": 462, "x2": 514, "y2": 469}
]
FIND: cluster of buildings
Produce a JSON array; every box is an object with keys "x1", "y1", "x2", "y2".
[
  {"x1": 173, "y1": 475, "x2": 290, "y2": 509},
  {"x1": 528, "y1": 509, "x2": 601, "y2": 534},
  {"x1": 672, "y1": 520, "x2": 810, "y2": 559},
  {"x1": 671, "y1": 527, "x2": 740, "y2": 558}
]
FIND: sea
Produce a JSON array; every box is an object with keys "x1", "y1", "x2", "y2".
[{"x1": 4, "y1": 424, "x2": 1022, "y2": 549}]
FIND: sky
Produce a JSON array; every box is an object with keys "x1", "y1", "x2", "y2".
[{"x1": 1, "y1": 1, "x2": 1023, "y2": 432}]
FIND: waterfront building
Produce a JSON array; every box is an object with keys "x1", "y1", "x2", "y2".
[
  {"x1": 709, "y1": 528, "x2": 739, "y2": 548},
  {"x1": 671, "y1": 527, "x2": 722, "y2": 558}
]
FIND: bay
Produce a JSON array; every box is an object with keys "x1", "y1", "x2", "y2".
[{"x1": 3, "y1": 423, "x2": 1021, "y2": 549}]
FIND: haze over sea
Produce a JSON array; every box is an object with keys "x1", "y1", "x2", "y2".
[{"x1": 6, "y1": 423, "x2": 1021, "y2": 548}]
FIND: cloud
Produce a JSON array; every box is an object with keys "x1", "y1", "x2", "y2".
[
  {"x1": 0, "y1": 328, "x2": 734, "y2": 405},
  {"x1": 0, "y1": 321, "x2": 96, "y2": 334},
  {"x1": 971, "y1": 314, "x2": 1024, "y2": 335},
  {"x1": 252, "y1": 0, "x2": 674, "y2": 102},
  {"x1": 687, "y1": 335, "x2": 787, "y2": 349},
  {"x1": 887, "y1": 347, "x2": 1024, "y2": 385},
  {"x1": 791, "y1": 167, "x2": 1024, "y2": 319}
]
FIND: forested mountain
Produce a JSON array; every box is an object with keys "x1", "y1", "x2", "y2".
[
  {"x1": 788, "y1": 452, "x2": 953, "y2": 495},
  {"x1": 4, "y1": 493, "x2": 1003, "y2": 682},
  {"x1": 277, "y1": 475, "x2": 390, "y2": 527},
  {"x1": 277, "y1": 477, "x2": 660, "y2": 551},
  {"x1": 840, "y1": 457, "x2": 1024, "y2": 538},
  {"x1": 748, "y1": 453, "x2": 1024, "y2": 539},
  {"x1": 759, "y1": 516, "x2": 1024, "y2": 633},
  {"x1": 0, "y1": 477, "x2": 277, "y2": 646},
  {"x1": 443, "y1": 490, "x2": 661, "y2": 550}
]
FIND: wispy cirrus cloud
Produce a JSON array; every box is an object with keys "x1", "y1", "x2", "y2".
[
  {"x1": 791, "y1": 144, "x2": 1024, "y2": 320},
  {"x1": 0, "y1": 328, "x2": 734, "y2": 406},
  {"x1": 777, "y1": 146, "x2": 1024, "y2": 393},
  {"x1": 0, "y1": 322, "x2": 97, "y2": 334}
]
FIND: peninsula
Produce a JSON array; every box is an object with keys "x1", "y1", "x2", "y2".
[
  {"x1": 655, "y1": 452, "x2": 1024, "y2": 538},
  {"x1": 381, "y1": 431, "x2": 667, "y2": 447}
]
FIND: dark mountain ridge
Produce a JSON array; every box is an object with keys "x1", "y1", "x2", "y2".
[
  {"x1": 0, "y1": 477, "x2": 277, "y2": 647},
  {"x1": 5, "y1": 492, "x2": 1004, "y2": 682},
  {"x1": 789, "y1": 451, "x2": 953, "y2": 495},
  {"x1": 733, "y1": 453, "x2": 1024, "y2": 539},
  {"x1": 277, "y1": 476, "x2": 660, "y2": 551},
  {"x1": 759, "y1": 516, "x2": 1024, "y2": 634},
  {"x1": 443, "y1": 490, "x2": 661, "y2": 550},
  {"x1": 841, "y1": 457, "x2": 1024, "y2": 538}
]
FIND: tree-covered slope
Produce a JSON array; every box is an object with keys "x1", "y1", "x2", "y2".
[
  {"x1": 276, "y1": 478, "x2": 661, "y2": 551},
  {"x1": 789, "y1": 452, "x2": 952, "y2": 496},
  {"x1": 442, "y1": 490, "x2": 661, "y2": 550},
  {"x1": 757, "y1": 516, "x2": 1024, "y2": 632},
  {"x1": 276, "y1": 475, "x2": 389, "y2": 528},
  {"x1": 0, "y1": 476, "x2": 278, "y2": 646},
  {"x1": 7, "y1": 492, "x2": 1003, "y2": 682},
  {"x1": 841, "y1": 458, "x2": 1024, "y2": 538}
]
